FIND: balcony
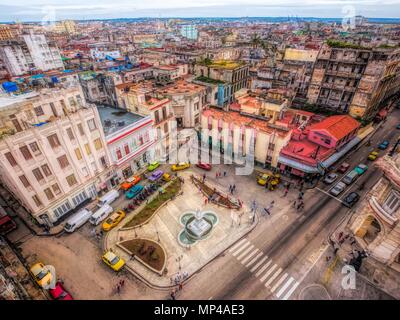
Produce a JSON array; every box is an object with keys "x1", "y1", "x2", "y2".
[{"x1": 369, "y1": 196, "x2": 398, "y2": 226}]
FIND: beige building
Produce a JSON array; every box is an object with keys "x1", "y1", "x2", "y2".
[
  {"x1": 349, "y1": 152, "x2": 400, "y2": 271},
  {"x1": 0, "y1": 86, "x2": 112, "y2": 226}
]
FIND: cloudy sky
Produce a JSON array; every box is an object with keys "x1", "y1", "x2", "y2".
[{"x1": 1, "y1": 0, "x2": 400, "y2": 22}]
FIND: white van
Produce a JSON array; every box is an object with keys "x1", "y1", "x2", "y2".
[
  {"x1": 97, "y1": 189, "x2": 119, "y2": 208},
  {"x1": 89, "y1": 204, "x2": 113, "y2": 226},
  {"x1": 64, "y1": 208, "x2": 92, "y2": 233}
]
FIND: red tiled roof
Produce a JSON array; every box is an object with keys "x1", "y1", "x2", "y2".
[{"x1": 309, "y1": 115, "x2": 360, "y2": 140}]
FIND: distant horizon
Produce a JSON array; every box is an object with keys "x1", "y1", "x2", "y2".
[{"x1": 2, "y1": 15, "x2": 400, "y2": 24}]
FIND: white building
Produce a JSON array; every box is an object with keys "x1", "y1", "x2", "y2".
[
  {"x1": 0, "y1": 86, "x2": 112, "y2": 226},
  {"x1": 0, "y1": 32, "x2": 64, "y2": 76}
]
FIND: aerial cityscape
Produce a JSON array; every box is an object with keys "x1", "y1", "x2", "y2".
[{"x1": 0, "y1": 0, "x2": 400, "y2": 304}]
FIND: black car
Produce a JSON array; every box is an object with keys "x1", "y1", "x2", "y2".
[{"x1": 343, "y1": 192, "x2": 360, "y2": 208}]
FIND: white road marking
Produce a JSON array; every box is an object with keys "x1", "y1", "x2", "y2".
[
  {"x1": 250, "y1": 256, "x2": 268, "y2": 272},
  {"x1": 270, "y1": 273, "x2": 288, "y2": 293},
  {"x1": 259, "y1": 264, "x2": 277, "y2": 282},
  {"x1": 315, "y1": 187, "x2": 343, "y2": 203},
  {"x1": 299, "y1": 244, "x2": 330, "y2": 284},
  {"x1": 264, "y1": 268, "x2": 282, "y2": 287},
  {"x1": 229, "y1": 238, "x2": 248, "y2": 253},
  {"x1": 245, "y1": 252, "x2": 264, "y2": 268},
  {"x1": 232, "y1": 241, "x2": 251, "y2": 257},
  {"x1": 281, "y1": 281, "x2": 300, "y2": 300},
  {"x1": 255, "y1": 260, "x2": 272, "y2": 277},
  {"x1": 236, "y1": 245, "x2": 255, "y2": 260},
  {"x1": 240, "y1": 248, "x2": 259, "y2": 264},
  {"x1": 276, "y1": 277, "x2": 295, "y2": 298}
]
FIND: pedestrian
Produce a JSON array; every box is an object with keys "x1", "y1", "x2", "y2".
[
  {"x1": 229, "y1": 185, "x2": 232, "y2": 193},
  {"x1": 203, "y1": 174, "x2": 206, "y2": 182},
  {"x1": 283, "y1": 188, "x2": 288, "y2": 197},
  {"x1": 179, "y1": 282, "x2": 183, "y2": 291},
  {"x1": 232, "y1": 184, "x2": 236, "y2": 192},
  {"x1": 204, "y1": 197, "x2": 208, "y2": 205},
  {"x1": 215, "y1": 172, "x2": 218, "y2": 179},
  {"x1": 119, "y1": 279, "x2": 125, "y2": 287},
  {"x1": 116, "y1": 284, "x2": 121, "y2": 294},
  {"x1": 223, "y1": 171, "x2": 227, "y2": 177},
  {"x1": 170, "y1": 290, "x2": 176, "y2": 300},
  {"x1": 292, "y1": 200, "x2": 297, "y2": 208}
]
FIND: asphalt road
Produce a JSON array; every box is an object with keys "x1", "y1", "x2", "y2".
[{"x1": 181, "y1": 107, "x2": 400, "y2": 300}]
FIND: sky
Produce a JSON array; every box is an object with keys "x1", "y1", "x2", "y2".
[{"x1": 1, "y1": 0, "x2": 400, "y2": 22}]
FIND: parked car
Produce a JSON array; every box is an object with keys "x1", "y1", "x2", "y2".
[
  {"x1": 97, "y1": 189, "x2": 119, "y2": 208},
  {"x1": 337, "y1": 162, "x2": 350, "y2": 173},
  {"x1": 102, "y1": 210, "x2": 126, "y2": 231},
  {"x1": 102, "y1": 250, "x2": 125, "y2": 272},
  {"x1": 330, "y1": 182, "x2": 346, "y2": 196},
  {"x1": 257, "y1": 174, "x2": 271, "y2": 186},
  {"x1": 64, "y1": 209, "x2": 92, "y2": 233},
  {"x1": 343, "y1": 192, "x2": 360, "y2": 208},
  {"x1": 29, "y1": 262, "x2": 52, "y2": 288},
  {"x1": 89, "y1": 204, "x2": 113, "y2": 226},
  {"x1": 354, "y1": 164, "x2": 368, "y2": 175},
  {"x1": 0, "y1": 215, "x2": 17, "y2": 235},
  {"x1": 342, "y1": 170, "x2": 359, "y2": 185},
  {"x1": 148, "y1": 169, "x2": 164, "y2": 181},
  {"x1": 368, "y1": 151, "x2": 379, "y2": 161},
  {"x1": 125, "y1": 184, "x2": 143, "y2": 199},
  {"x1": 147, "y1": 161, "x2": 160, "y2": 172},
  {"x1": 378, "y1": 140, "x2": 389, "y2": 150},
  {"x1": 323, "y1": 173, "x2": 338, "y2": 184},
  {"x1": 120, "y1": 176, "x2": 141, "y2": 191},
  {"x1": 396, "y1": 124, "x2": 400, "y2": 129},
  {"x1": 171, "y1": 162, "x2": 190, "y2": 171},
  {"x1": 196, "y1": 162, "x2": 212, "y2": 171},
  {"x1": 49, "y1": 282, "x2": 74, "y2": 300}
]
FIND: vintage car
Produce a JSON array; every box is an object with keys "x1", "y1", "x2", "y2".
[
  {"x1": 102, "y1": 250, "x2": 125, "y2": 271},
  {"x1": 102, "y1": 210, "x2": 126, "y2": 231},
  {"x1": 120, "y1": 175, "x2": 141, "y2": 191},
  {"x1": 148, "y1": 169, "x2": 164, "y2": 182},
  {"x1": 125, "y1": 184, "x2": 144, "y2": 199}
]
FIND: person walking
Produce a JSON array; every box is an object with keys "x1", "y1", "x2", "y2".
[
  {"x1": 170, "y1": 290, "x2": 176, "y2": 300},
  {"x1": 223, "y1": 171, "x2": 227, "y2": 177},
  {"x1": 283, "y1": 187, "x2": 289, "y2": 197},
  {"x1": 116, "y1": 284, "x2": 121, "y2": 294},
  {"x1": 215, "y1": 172, "x2": 218, "y2": 179},
  {"x1": 178, "y1": 282, "x2": 183, "y2": 291},
  {"x1": 232, "y1": 184, "x2": 236, "y2": 193}
]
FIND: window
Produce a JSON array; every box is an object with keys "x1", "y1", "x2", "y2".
[
  {"x1": 66, "y1": 174, "x2": 77, "y2": 187},
  {"x1": 66, "y1": 128, "x2": 75, "y2": 141},
  {"x1": 34, "y1": 106, "x2": 44, "y2": 116},
  {"x1": 84, "y1": 144, "x2": 91, "y2": 155},
  {"x1": 124, "y1": 144, "x2": 130, "y2": 155},
  {"x1": 52, "y1": 183, "x2": 61, "y2": 195},
  {"x1": 32, "y1": 168, "x2": 44, "y2": 182},
  {"x1": 73, "y1": 149, "x2": 82, "y2": 161},
  {"x1": 72, "y1": 190, "x2": 88, "y2": 206},
  {"x1": 47, "y1": 134, "x2": 61, "y2": 149},
  {"x1": 4, "y1": 152, "x2": 17, "y2": 167},
  {"x1": 100, "y1": 156, "x2": 107, "y2": 168},
  {"x1": 32, "y1": 195, "x2": 43, "y2": 207},
  {"x1": 53, "y1": 201, "x2": 71, "y2": 218},
  {"x1": 82, "y1": 167, "x2": 89, "y2": 177},
  {"x1": 19, "y1": 175, "x2": 30, "y2": 188},
  {"x1": 87, "y1": 118, "x2": 97, "y2": 131},
  {"x1": 162, "y1": 107, "x2": 167, "y2": 119},
  {"x1": 20, "y1": 146, "x2": 33, "y2": 160},
  {"x1": 116, "y1": 148, "x2": 122, "y2": 160},
  {"x1": 41, "y1": 164, "x2": 52, "y2": 177},
  {"x1": 94, "y1": 138, "x2": 103, "y2": 150},
  {"x1": 57, "y1": 155, "x2": 70, "y2": 169},
  {"x1": 164, "y1": 122, "x2": 168, "y2": 134},
  {"x1": 77, "y1": 123, "x2": 84, "y2": 136},
  {"x1": 29, "y1": 142, "x2": 41, "y2": 155},
  {"x1": 50, "y1": 102, "x2": 57, "y2": 117},
  {"x1": 383, "y1": 190, "x2": 400, "y2": 215},
  {"x1": 44, "y1": 188, "x2": 55, "y2": 201},
  {"x1": 268, "y1": 143, "x2": 275, "y2": 151},
  {"x1": 155, "y1": 110, "x2": 160, "y2": 123},
  {"x1": 91, "y1": 161, "x2": 97, "y2": 171}
]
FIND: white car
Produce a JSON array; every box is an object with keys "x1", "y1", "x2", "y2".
[
  {"x1": 330, "y1": 182, "x2": 346, "y2": 196},
  {"x1": 323, "y1": 173, "x2": 338, "y2": 184}
]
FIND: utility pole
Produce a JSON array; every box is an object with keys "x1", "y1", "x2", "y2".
[{"x1": 389, "y1": 138, "x2": 400, "y2": 157}]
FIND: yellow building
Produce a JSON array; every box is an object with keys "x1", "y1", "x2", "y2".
[{"x1": 0, "y1": 25, "x2": 13, "y2": 41}]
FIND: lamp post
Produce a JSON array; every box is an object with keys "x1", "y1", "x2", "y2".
[{"x1": 176, "y1": 254, "x2": 183, "y2": 271}]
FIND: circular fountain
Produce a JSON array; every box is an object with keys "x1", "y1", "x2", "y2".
[{"x1": 178, "y1": 209, "x2": 218, "y2": 247}]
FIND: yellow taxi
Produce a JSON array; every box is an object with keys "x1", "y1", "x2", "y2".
[
  {"x1": 257, "y1": 174, "x2": 271, "y2": 186},
  {"x1": 102, "y1": 210, "x2": 126, "y2": 231},
  {"x1": 171, "y1": 162, "x2": 190, "y2": 171},
  {"x1": 102, "y1": 250, "x2": 125, "y2": 272},
  {"x1": 29, "y1": 262, "x2": 53, "y2": 288},
  {"x1": 368, "y1": 151, "x2": 379, "y2": 161}
]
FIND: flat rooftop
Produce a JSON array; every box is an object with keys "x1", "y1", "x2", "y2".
[
  {"x1": 96, "y1": 105, "x2": 144, "y2": 136},
  {"x1": 0, "y1": 91, "x2": 39, "y2": 109}
]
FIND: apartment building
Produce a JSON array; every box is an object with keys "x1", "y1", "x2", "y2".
[
  {"x1": 194, "y1": 60, "x2": 250, "y2": 108},
  {"x1": 348, "y1": 153, "x2": 400, "y2": 272},
  {"x1": 0, "y1": 31, "x2": 64, "y2": 76},
  {"x1": 96, "y1": 105, "x2": 155, "y2": 181},
  {"x1": 307, "y1": 41, "x2": 400, "y2": 119},
  {"x1": 0, "y1": 87, "x2": 112, "y2": 226}
]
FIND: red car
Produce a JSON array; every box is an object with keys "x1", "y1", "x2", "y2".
[
  {"x1": 49, "y1": 282, "x2": 74, "y2": 300},
  {"x1": 196, "y1": 162, "x2": 212, "y2": 171},
  {"x1": 337, "y1": 162, "x2": 350, "y2": 174}
]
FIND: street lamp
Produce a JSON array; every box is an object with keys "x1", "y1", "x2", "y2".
[
  {"x1": 176, "y1": 255, "x2": 183, "y2": 270},
  {"x1": 389, "y1": 138, "x2": 400, "y2": 157}
]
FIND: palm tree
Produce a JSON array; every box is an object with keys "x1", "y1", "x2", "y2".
[{"x1": 250, "y1": 33, "x2": 262, "y2": 49}]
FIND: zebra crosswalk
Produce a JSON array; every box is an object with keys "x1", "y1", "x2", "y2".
[{"x1": 228, "y1": 238, "x2": 300, "y2": 300}]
